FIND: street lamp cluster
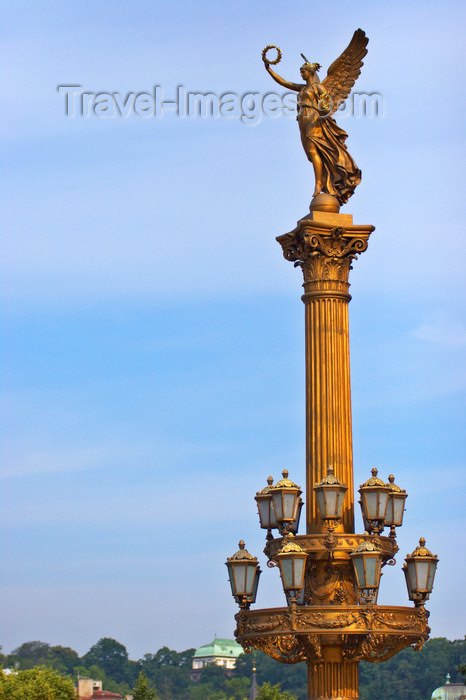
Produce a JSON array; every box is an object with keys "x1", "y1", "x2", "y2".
[{"x1": 226, "y1": 467, "x2": 438, "y2": 610}]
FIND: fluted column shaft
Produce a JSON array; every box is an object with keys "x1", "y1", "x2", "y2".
[
  {"x1": 277, "y1": 216, "x2": 373, "y2": 537},
  {"x1": 307, "y1": 652, "x2": 359, "y2": 700},
  {"x1": 304, "y1": 292, "x2": 353, "y2": 532}
]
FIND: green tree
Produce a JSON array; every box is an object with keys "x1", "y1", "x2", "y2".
[
  {"x1": 83, "y1": 637, "x2": 130, "y2": 684},
  {"x1": 133, "y1": 671, "x2": 158, "y2": 700},
  {"x1": 9, "y1": 642, "x2": 51, "y2": 669},
  {"x1": 0, "y1": 647, "x2": 7, "y2": 669},
  {"x1": 138, "y1": 646, "x2": 195, "y2": 699},
  {"x1": 48, "y1": 646, "x2": 79, "y2": 674},
  {"x1": 0, "y1": 665, "x2": 75, "y2": 700},
  {"x1": 224, "y1": 676, "x2": 251, "y2": 699},
  {"x1": 257, "y1": 682, "x2": 298, "y2": 700},
  {"x1": 235, "y1": 652, "x2": 306, "y2": 699},
  {"x1": 359, "y1": 637, "x2": 466, "y2": 700}
]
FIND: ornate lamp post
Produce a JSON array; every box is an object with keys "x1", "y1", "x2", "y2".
[{"x1": 225, "y1": 28, "x2": 436, "y2": 700}]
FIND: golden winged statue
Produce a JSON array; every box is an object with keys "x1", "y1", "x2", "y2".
[{"x1": 263, "y1": 29, "x2": 368, "y2": 207}]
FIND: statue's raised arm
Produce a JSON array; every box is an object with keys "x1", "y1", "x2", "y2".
[
  {"x1": 262, "y1": 30, "x2": 369, "y2": 211},
  {"x1": 262, "y1": 46, "x2": 303, "y2": 92}
]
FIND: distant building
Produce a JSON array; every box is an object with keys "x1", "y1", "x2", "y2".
[
  {"x1": 431, "y1": 674, "x2": 466, "y2": 700},
  {"x1": 77, "y1": 678, "x2": 122, "y2": 700},
  {"x1": 191, "y1": 637, "x2": 243, "y2": 678}
]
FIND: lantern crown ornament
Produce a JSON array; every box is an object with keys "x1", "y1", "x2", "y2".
[
  {"x1": 257, "y1": 476, "x2": 274, "y2": 496},
  {"x1": 353, "y1": 536, "x2": 380, "y2": 554},
  {"x1": 316, "y1": 464, "x2": 340, "y2": 486},
  {"x1": 360, "y1": 467, "x2": 387, "y2": 489},
  {"x1": 408, "y1": 538, "x2": 435, "y2": 558},
  {"x1": 387, "y1": 474, "x2": 402, "y2": 493},
  {"x1": 277, "y1": 532, "x2": 304, "y2": 555},
  {"x1": 228, "y1": 540, "x2": 256, "y2": 562},
  {"x1": 274, "y1": 468, "x2": 300, "y2": 489}
]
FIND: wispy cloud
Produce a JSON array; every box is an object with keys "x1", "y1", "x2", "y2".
[{"x1": 412, "y1": 315, "x2": 466, "y2": 346}]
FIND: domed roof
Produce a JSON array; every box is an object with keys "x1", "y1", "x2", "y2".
[
  {"x1": 193, "y1": 638, "x2": 243, "y2": 659},
  {"x1": 431, "y1": 674, "x2": 466, "y2": 700}
]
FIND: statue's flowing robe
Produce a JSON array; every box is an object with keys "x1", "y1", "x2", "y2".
[{"x1": 298, "y1": 107, "x2": 361, "y2": 205}]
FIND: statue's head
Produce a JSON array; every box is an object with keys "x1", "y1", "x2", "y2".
[{"x1": 300, "y1": 55, "x2": 321, "y2": 79}]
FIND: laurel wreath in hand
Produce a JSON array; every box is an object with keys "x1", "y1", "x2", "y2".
[{"x1": 262, "y1": 45, "x2": 282, "y2": 66}]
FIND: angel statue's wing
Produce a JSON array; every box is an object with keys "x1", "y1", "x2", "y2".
[{"x1": 321, "y1": 29, "x2": 368, "y2": 115}]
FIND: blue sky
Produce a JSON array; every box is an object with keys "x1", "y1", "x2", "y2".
[{"x1": 1, "y1": 0, "x2": 465, "y2": 659}]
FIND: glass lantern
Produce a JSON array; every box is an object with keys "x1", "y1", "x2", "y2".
[
  {"x1": 314, "y1": 465, "x2": 347, "y2": 526},
  {"x1": 350, "y1": 535, "x2": 383, "y2": 604},
  {"x1": 225, "y1": 541, "x2": 261, "y2": 609},
  {"x1": 403, "y1": 538, "x2": 438, "y2": 607},
  {"x1": 275, "y1": 534, "x2": 307, "y2": 605},
  {"x1": 255, "y1": 476, "x2": 278, "y2": 539},
  {"x1": 385, "y1": 474, "x2": 407, "y2": 537},
  {"x1": 358, "y1": 468, "x2": 391, "y2": 534},
  {"x1": 270, "y1": 469, "x2": 302, "y2": 535},
  {"x1": 289, "y1": 497, "x2": 304, "y2": 536}
]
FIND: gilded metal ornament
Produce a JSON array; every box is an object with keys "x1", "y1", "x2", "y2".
[{"x1": 263, "y1": 29, "x2": 368, "y2": 206}]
